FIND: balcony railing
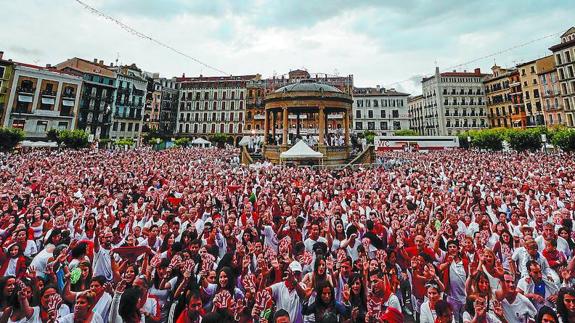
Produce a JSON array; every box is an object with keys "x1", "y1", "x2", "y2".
[
  {"x1": 18, "y1": 87, "x2": 35, "y2": 94},
  {"x1": 41, "y1": 90, "x2": 57, "y2": 97}
]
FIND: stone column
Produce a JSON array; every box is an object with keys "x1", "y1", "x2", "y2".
[
  {"x1": 296, "y1": 112, "x2": 300, "y2": 137},
  {"x1": 344, "y1": 109, "x2": 350, "y2": 146},
  {"x1": 282, "y1": 107, "x2": 289, "y2": 145},
  {"x1": 263, "y1": 108, "x2": 269, "y2": 145},
  {"x1": 271, "y1": 111, "x2": 276, "y2": 138},
  {"x1": 318, "y1": 106, "x2": 325, "y2": 145}
]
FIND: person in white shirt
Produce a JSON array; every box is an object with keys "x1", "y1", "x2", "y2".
[
  {"x1": 496, "y1": 273, "x2": 537, "y2": 323},
  {"x1": 59, "y1": 291, "x2": 104, "y2": 323}
]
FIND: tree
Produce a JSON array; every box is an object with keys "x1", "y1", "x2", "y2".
[
  {"x1": 394, "y1": 129, "x2": 418, "y2": 136},
  {"x1": 46, "y1": 129, "x2": 62, "y2": 144},
  {"x1": 507, "y1": 128, "x2": 542, "y2": 152},
  {"x1": 362, "y1": 131, "x2": 377, "y2": 145},
  {"x1": 0, "y1": 127, "x2": 24, "y2": 151},
  {"x1": 552, "y1": 128, "x2": 575, "y2": 152},
  {"x1": 211, "y1": 133, "x2": 229, "y2": 148},
  {"x1": 174, "y1": 138, "x2": 190, "y2": 147},
  {"x1": 115, "y1": 138, "x2": 135, "y2": 147},
  {"x1": 58, "y1": 129, "x2": 89, "y2": 149},
  {"x1": 472, "y1": 129, "x2": 504, "y2": 151}
]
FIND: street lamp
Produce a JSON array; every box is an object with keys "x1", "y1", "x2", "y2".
[
  {"x1": 467, "y1": 136, "x2": 471, "y2": 149},
  {"x1": 541, "y1": 134, "x2": 547, "y2": 154}
]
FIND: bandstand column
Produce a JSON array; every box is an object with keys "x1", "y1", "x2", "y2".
[
  {"x1": 318, "y1": 106, "x2": 325, "y2": 145},
  {"x1": 282, "y1": 107, "x2": 289, "y2": 145},
  {"x1": 296, "y1": 113, "x2": 300, "y2": 137},
  {"x1": 272, "y1": 111, "x2": 276, "y2": 138},
  {"x1": 263, "y1": 109, "x2": 269, "y2": 145},
  {"x1": 344, "y1": 109, "x2": 350, "y2": 146}
]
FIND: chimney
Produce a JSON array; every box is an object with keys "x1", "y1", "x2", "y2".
[
  {"x1": 0, "y1": 51, "x2": 3, "y2": 60},
  {"x1": 463, "y1": 70, "x2": 467, "y2": 73},
  {"x1": 452, "y1": 70, "x2": 456, "y2": 72},
  {"x1": 99, "y1": 60, "x2": 104, "y2": 65},
  {"x1": 109, "y1": 62, "x2": 114, "y2": 67},
  {"x1": 93, "y1": 58, "x2": 98, "y2": 63},
  {"x1": 376, "y1": 85, "x2": 380, "y2": 90},
  {"x1": 474, "y1": 68, "x2": 481, "y2": 74},
  {"x1": 182, "y1": 73, "x2": 185, "y2": 78},
  {"x1": 46, "y1": 64, "x2": 52, "y2": 69}
]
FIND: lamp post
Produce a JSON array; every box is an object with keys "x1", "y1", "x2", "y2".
[
  {"x1": 467, "y1": 136, "x2": 472, "y2": 149},
  {"x1": 541, "y1": 134, "x2": 547, "y2": 154}
]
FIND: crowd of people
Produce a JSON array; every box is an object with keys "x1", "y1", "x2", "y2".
[{"x1": 1, "y1": 147, "x2": 575, "y2": 323}]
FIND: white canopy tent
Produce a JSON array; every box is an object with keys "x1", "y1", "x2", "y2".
[
  {"x1": 280, "y1": 140, "x2": 323, "y2": 164},
  {"x1": 20, "y1": 140, "x2": 58, "y2": 148},
  {"x1": 191, "y1": 137, "x2": 211, "y2": 148}
]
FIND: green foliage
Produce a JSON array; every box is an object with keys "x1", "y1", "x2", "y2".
[
  {"x1": 551, "y1": 128, "x2": 575, "y2": 152},
  {"x1": 174, "y1": 137, "x2": 190, "y2": 147},
  {"x1": 98, "y1": 138, "x2": 112, "y2": 148},
  {"x1": 46, "y1": 129, "x2": 62, "y2": 144},
  {"x1": 211, "y1": 133, "x2": 229, "y2": 143},
  {"x1": 507, "y1": 128, "x2": 543, "y2": 152},
  {"x1": 362, "y1": 130, "x2": 377, "y2": 144},
  {"x1": 461, "y1": 128, "x2": 505, "y2": 151},
  {"x1": 394, "y1": 129, "x2": 418, "y2": 136},
  {"x1": 143, "y1": 130, "x2": 166, "y2": 145},
  {"x1": 0, "y1": 127, "x2": 25, "y2": 151},
  {"x1": 58, "y1": 129, "x2": 89, "y2": 149},
  {"x1": 115, "y1": 138, "x2": 135, "y2": 147}
]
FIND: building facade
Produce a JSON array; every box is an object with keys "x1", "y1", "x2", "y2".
[
  {"x1": 549, "y1": 27, "x2": 575, "y2": 127},
  {"x1": 421, "y1": 67, "x2": 488, "y2": 136},
  {"x1": 537, "y1": 59, "x2": 563, "y2": 127},
  {"x1": 110, "y1": 64, "x2": 147, "y2": 141},
  {"x1": 176, "y1": 75, "x2": 254, "y2": 143},
  {"x1": 352, "y1": 86, "x2": 410, "y2": 135},
  {"x1": 144, "y1": 75, "x2": 161, "y2": 134},
  {"x1": 0, "y1": 52, "x2": 15, "y2": 126},
  {"x1": 408, "y1": 95, "x2": 424, "y2": 134},
  {"x1": 56, "y1": 58, "x2": 116, "y2": 139},
  {"x1": 517, "y1": 57, "x2": 555, "y2": 127},
  {"x1": 157, "y1": 77, "x2": 179, "y2": 136},
  {"x1": 484, "y1": 65, "x2": 525, "y2": 128},
  {"x1": 3, "y1": 62, "x2": 82, "y2": 138}
]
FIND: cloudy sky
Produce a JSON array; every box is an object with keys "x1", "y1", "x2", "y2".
[{"x1": 1, "y1": 0, "x2": 572, "y2": 94}]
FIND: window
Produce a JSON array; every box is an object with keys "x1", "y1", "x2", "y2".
[
  {"x1": 393, "y1": 121, "x2": 401, "y2": 130},
  {"x1": 355, "y1": 122, "x2": 363, "y2": 130},
  {"x1": 368, "y1": 110, "x2": 373, "y2": 118},
  {"x1": 58, "y1": 122, "x2": 68, "y2": 130},
  {"x1": 12, "y1": 120, "x2": 25, "y2": 130},
  {"x1": 36, "y1": 121, "x2": 48, "y2": 133},
  {"x1": 556, "y1": 53, "x2": 563, "y2": 65},
  {"x1": 380, "y1": 121, "x2": 388, "y2": 130},
  {"x1": 0, "y1": 66, "x2": 4, "y2": 78},
  {"x1": 127, "y1": 123, "x2": 133, "y2": 132},
  {"x1": 392, "y1": 110, "x2": 399, "y2": 118},
  {"x1": 356, "y1": 110, "x2": 361, "y2": 118},
  {"x1": 367, "y1": 122, "x2": 375, "y2": 130},
  {"x1": 134, "y1": 124, "x2": 139, "y2": 132},
  {"x1": 373, "y1": 100, "x2": 378, "y2": 107},
  {"x1": 113, "y1": 122, "x2": 118, "y2": 131},
  {"x1": 120, "y1": 123, "x2": 125, "y2": 131},
  {"x1": 380, "y1": 110, "x2": 386, "y2": 118}
]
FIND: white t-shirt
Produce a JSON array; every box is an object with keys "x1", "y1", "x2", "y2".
[
  {"x1": 303, "y1": 237, "x2": 327, "y2": 253},
  {"x1": 270, "y1": 282, "x2": 303, "y2": 323},
  {"x1": 93, "y1": 247, "x2": 113, "y2": 281},
  {"x1": 501, "y1": 293, "x2": 537, "y2": 323},
  {"x1": 58, "y1": 312, "x2": 104, "y2": 323},
  {"x1": 419, "y1": 301, "x2": 436, "y2": 323},
  {"x1": 30, "y1": 248, "x2": 53, "y2": 279}
]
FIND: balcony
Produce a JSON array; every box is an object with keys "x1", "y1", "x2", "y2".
[
  {"x1": 18, "y1": 87, "x2": 35, "y2": 94},
  {"x1": 41, "y1": 89, "x2": 57, "y2": 97}
]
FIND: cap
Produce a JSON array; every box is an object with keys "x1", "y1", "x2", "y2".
[{"x1": 289, "y1": 261, "x2": 302, "y2": 273}]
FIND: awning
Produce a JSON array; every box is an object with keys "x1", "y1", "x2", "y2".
[
  {"x1": 41, "y1": 97, "x2": 55, "y2": 105},
  {"x1": 62, "y1": 100, "x2": 75, "y2": 107},
  {"x1": 18, "y1": 95, "x2": 33, "y2": 103}
]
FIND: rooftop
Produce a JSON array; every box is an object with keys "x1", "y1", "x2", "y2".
[{"x1": 274, "y1": 79, "x2": 342, "y2": 93}]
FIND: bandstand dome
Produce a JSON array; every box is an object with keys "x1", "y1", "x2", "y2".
[{"x1": 274, "y1": 80, "x2": 342, "y2": 93}]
